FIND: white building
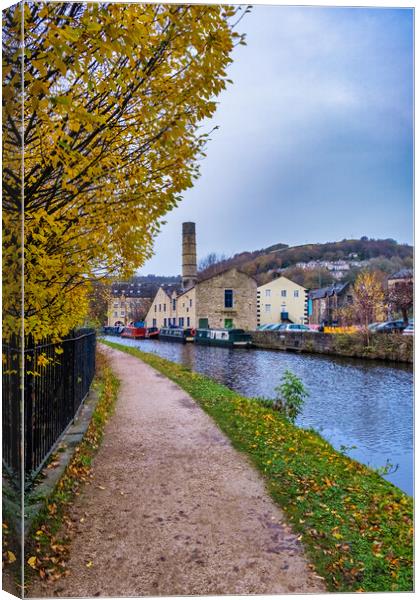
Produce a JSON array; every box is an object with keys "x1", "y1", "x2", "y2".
[{"x1": 257, "y1": 276, "x2": 308, "y2": 327}]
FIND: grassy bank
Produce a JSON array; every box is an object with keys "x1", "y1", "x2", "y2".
[
  {"x1": 103, "y1": 340, "x2": 413, "y2": 593},
  {"x1": 25, "y1": 351, "x2": 119, "y2": 588}
]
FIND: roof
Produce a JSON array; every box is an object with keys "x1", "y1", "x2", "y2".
[
  {"x1": 388, "y1": 269, "x2": 413, "y2": 280},
  {"x1": 197, "y1": 266, "x2": 257, "y2": 285},
  {"x1": 161, "y1": 283, "x2": 183, "y2": 297},
  {"x1": 308, "y1": 282, "x2": 350, "y2": 300},
  {"x1": 111, "y1": 282, "x2": 154, "y2": 298},
  {"x1": 257, "y1": 274, "x2": 307, "y2": 291}
]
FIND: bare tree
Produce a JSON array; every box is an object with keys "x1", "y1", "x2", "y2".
[{"x1": 198, "y1": 252, "x2": 228, "y2": 272}]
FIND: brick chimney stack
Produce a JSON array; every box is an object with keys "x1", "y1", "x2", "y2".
[{"x1": 182, "y1": 222, "x2": 197, "y2": 290}]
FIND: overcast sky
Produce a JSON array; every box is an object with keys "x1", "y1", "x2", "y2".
[{"x1": 141, "y1": 4, "x2": 413, "y2": 276}]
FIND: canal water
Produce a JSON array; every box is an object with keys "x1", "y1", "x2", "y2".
[{"x1": 102, "y1": 336, "x2": 413, "y2": 495}]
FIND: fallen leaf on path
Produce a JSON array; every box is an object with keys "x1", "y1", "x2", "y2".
[
  {"x1": 86, "y1": 560, "x2": 94, "y2": 568},
  {"x1": 28, "y1": 556, "x2": 38, "y2": 569},
  {"x1": 7, "y1": 551, "x2": 16, "y2": 563}
]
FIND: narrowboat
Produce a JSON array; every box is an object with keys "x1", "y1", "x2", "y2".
[
  {"x1": 194, "y1": 328, "x2": 253, "y2": 348},
  {"x1": 101, "y1": 325, "x2": 123, "y2": 336},
  {"x1": 121, "y1": 325, "x2": 147, "y2": 339},
  {"x1": 158, "y1": 327, "x2": 194, "y2": 343},
  {"x1": 145, "y1": 327, "x2": 160, "y2": 339}
]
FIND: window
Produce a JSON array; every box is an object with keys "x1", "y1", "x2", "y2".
[
  {"x1": 179, "y1": 317, "x2": 184, "y2": 327},
  {"x1": 154, "y1": 305, "x2": 157, "y2": 312},
  {"x1": 163, "y1": 303, "x2": 166, "y2": 312},
  {"x1": 189, "y1": 299, "x2": 193, "y2": 307},
  {"x1": 120, "y1": 310, "x2": 125, "y2": 316},
  {"x1": 294, "y1": 290, "x2": 299, "y2": 298},
  {"x1": 265, "y1": 289, "x2": 271, "y2": 297},
  {"x1": 224, "y1": 318, "x2": 233, "y2": 329},
  {"x1": 224, "y1": 289, "x2": 233, "y2": 308},
  {"x1": 281, "y1": 290, "x2": 287, "y2": 297},
  {"x1": 114, "y1": 311, "x2": 118, "y2": 317},
  {"x1": 152, "y1": 318, "x2": 157, "y2": 327},
  {"x1": 265, "y1": 304, "x2": 271, "y2": 312},
  {"x1": 159, "y1": 304, "x2": 161, "y2": 311},
  {"x1": 172, "y1": 299, "x2": 176, "y2": 310},
  {"x1": 163, "y1": 318, "x2": 167, "y2": 326},
  {"x1": 113, "y1": 302, "x2": 118, "y2": 308},
  {"x1": 187, "y1": 317, "x2": 190, "y2": 327}
]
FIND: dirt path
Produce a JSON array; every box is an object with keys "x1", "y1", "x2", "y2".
[{"x1": 30, "y1": 344, "x2": 325, "y2": 597}]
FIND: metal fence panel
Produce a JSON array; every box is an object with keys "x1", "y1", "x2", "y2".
[{"x1": 2, "y1": 329, "x2": 96, "y2": 485}]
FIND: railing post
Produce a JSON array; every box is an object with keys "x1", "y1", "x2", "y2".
[
  {"x1": 24, "y1": 368, "x2": 34, "y2": 478},
  {"x1": 72, "y1": 330, "x2": 77, "y2": 421}
]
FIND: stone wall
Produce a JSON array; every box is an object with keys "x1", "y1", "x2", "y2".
[
  {"x1": 249, "y1": 330, "x2": 413, "y2": 363},
  {"x1": 196, "y1": 268, "x2": 257, "y2": 331}
]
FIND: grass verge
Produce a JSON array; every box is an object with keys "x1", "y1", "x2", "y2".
[
  {"x1": 103, "y1": 339, "x2": 413, "y2": 593},
  {"x1": 25, "y1": 350, "x2": 119, "y2": 588}
]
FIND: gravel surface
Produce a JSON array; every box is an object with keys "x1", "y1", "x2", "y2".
[{"x1": 29, "y1": 344, "x2": 325, "y2": 597}]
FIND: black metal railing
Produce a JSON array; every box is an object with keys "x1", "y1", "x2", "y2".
[{"x1": 2, "y1": 328, "x2": 96, "y2": 485}]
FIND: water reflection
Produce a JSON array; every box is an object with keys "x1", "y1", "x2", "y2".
[{"x1": 103, "y1": 337, "x2": 413, "y2": 495}]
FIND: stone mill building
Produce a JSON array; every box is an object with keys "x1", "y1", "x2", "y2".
[{"x1": 145, "y1": 223, "x2": 257, "y2": 331}]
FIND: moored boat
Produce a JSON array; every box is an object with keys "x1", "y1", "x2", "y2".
[
  {"x1": 159, "y1": 327, "x2": 193, "y2": 343},
  {"x1": 194, "y1": 328, "x2": 253, "y2": 348},
  {"x1": 145, "y1": 327, "x2": 160, "y2": 339},
  {"x1": 101, "y1": 325, "x2": 123, "y2": 336},
  {"x1": 121, "y1": 325, "x2": 147, "y2": 339}
]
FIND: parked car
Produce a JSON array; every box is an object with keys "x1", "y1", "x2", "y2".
[
  {"x1": 368, "y1": 322, "x2": 381, "y2": 331},
  {"x1": 375, "y1": 320, "x2": 407, "y2": 334},
  {"x1": 281, "y1": 324, "x2": 314, "y2": 332},
  {"x1": 402, "y1": 323, "x2": 414, "y2": 336}
]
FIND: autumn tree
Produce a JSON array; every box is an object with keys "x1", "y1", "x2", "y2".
[
  {"x1": 351, "y1": 271, "x2": 386, "y2": 342},
  {"x1": 388, "y1": 281, "x2": 413, "y2": 324},
  {"x1": 2, "y1": 2, "x2": 247, "y2": 340}
]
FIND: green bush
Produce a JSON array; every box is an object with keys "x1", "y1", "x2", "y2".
[{"x1": 274, "y1": 370, "x2": 309, "y2": 423}]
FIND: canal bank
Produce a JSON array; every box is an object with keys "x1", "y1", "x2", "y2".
[
  {"x1": 101, "y1": 340, "x2": 413, "y2": 592},
  {"x1": 101, "y1": 335, "x2": 413, "y2": 495},
  {"x1": 249, "y1": 330, "x2": 413, "y2": 363}
]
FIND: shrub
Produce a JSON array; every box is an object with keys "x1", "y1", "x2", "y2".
[{"x1": 274, "y1": 370, "x2": 309, "y2": 423}]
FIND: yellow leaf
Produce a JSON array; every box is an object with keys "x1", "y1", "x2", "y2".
[
  {"x1": 28, "y1": 556, "x2": 38, "y2": 568},
  {"x1": 7, "y1": 551, "x2": 16, "y2": 563},
  {"x1": 86, "y1": 560, "x2": 94, "y2": 568}
]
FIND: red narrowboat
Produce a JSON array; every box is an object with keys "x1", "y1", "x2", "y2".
[{"x1": 121, "y1": 325, "x2": 147, "y2": 339}]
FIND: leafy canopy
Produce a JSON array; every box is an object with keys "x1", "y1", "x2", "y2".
[{"x1": 2, "y1": 2, "x2": 247, "y2": 340}]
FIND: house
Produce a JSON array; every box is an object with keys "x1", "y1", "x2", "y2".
[
  {"x1": 257, "y1": 276, "x2": 308, "y2": 327},
  {"x1": 145, "y1": 223, "x2": 257, "y2": 331},
  {"x1": 195, "y1": 267, "x2": 257, "y2": 330},
  {"x1": 144, "y1": 284, "x2": 182, "y2": 329},
  {"x1": 107, "y1": 282, "x2": 152, "y2": 325},
  {"x1": 308, "y1": 282, "x2": 353, "y2": 326}
]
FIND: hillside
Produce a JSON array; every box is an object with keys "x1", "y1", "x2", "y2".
[{"x1": 198, "y1": 238, "x2": 413, "y2": 288}]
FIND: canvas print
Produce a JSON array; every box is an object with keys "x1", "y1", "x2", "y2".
[{"x1": 2, "y1": 0, "x2": 413, "y2": 597}]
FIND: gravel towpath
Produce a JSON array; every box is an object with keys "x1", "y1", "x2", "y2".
[{"x1": 30, "y1": 344, "x2": 325, "y2": 597}]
